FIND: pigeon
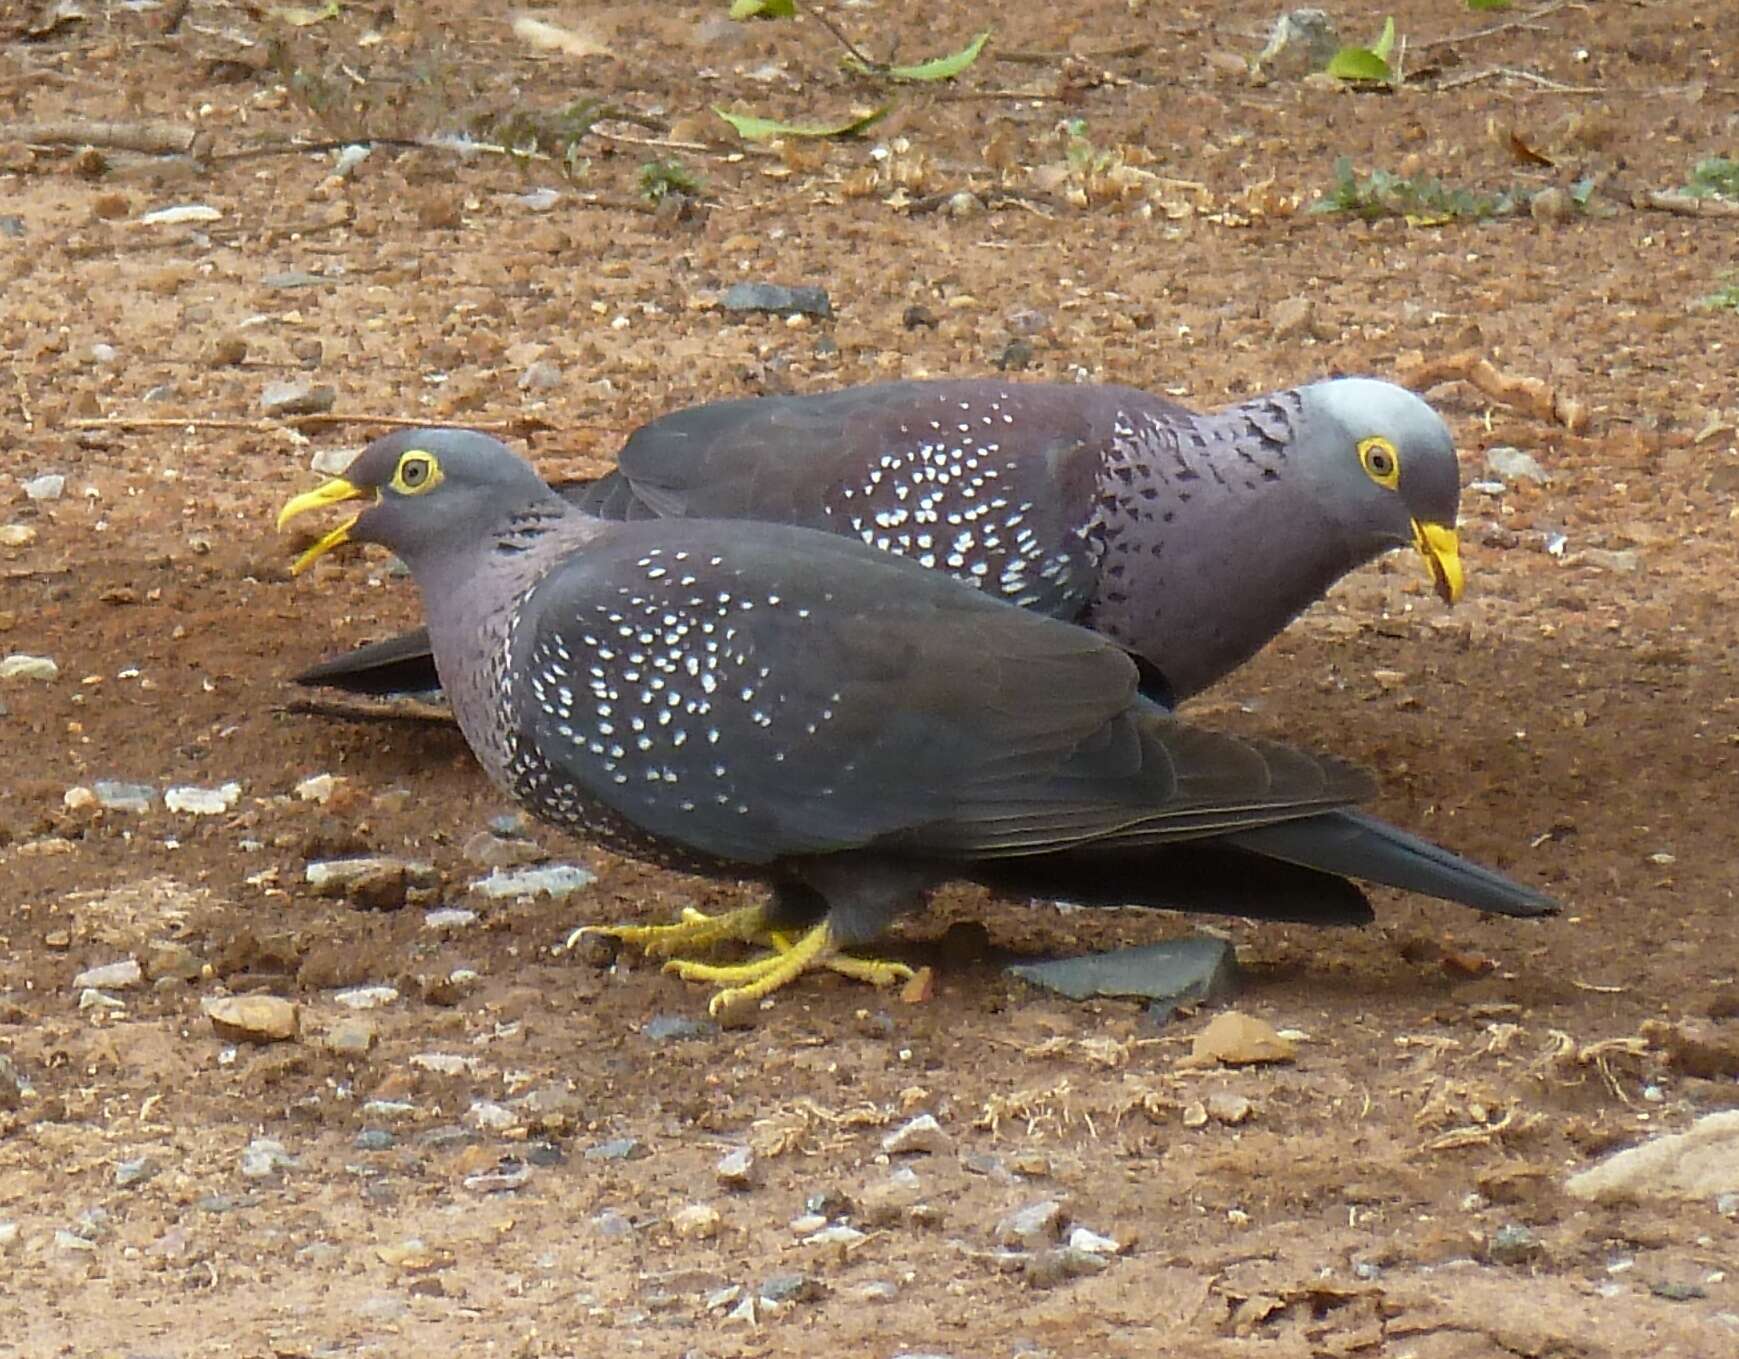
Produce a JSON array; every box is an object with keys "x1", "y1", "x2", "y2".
[
  {"x1": 277, "y1": 429, "x2": 1553, "y2": 1014},
  {"x1": 295, "y1": 377, "x2": 1463, "y2": 707}
]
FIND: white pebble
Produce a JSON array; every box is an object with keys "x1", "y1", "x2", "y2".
[
  {"x1": 334, "y1": 985, "x2": 400, "y2": 1010},
  {"x1": 0, "y1": 654, "x2": 58, "y2": 682},
  {"x1": 22, "y1": 474, "x2": 65, "y2": 501},
  {"x1": 472, "y1": 864, "x2": 595, "y2": 900},
  {"x1": 72, "y1": 960, "x2": 142, "y2": 991},
  {"x1": 165, "y1": 783, "x2": 241, "y2": 815}
]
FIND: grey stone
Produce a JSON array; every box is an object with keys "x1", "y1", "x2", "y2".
[
  {"x1": 93, "y1": 780, "x2": 155, "y2": 812},
  {"x1": 643, "y1": 1013, "x2": 717, "y2": 1042},
  {"x1": 72, "y1": 959, "x2": 142, "y2": 991},
  {"x1": 114, "y1": 1157, "x2": 158, "y2": 1188},
  {"x1": 721, "y1": 282, "x2": 833, "y2": 318},
  {"x1": 882, "y1": 1113, "x2": 951, "y2": 1156},
  {"x1": 1256, "y1": 9, "x2": 1339, "y2": 78},
  {"x1": 472, "y1": 864, "x2": 595, "y2": 900},
  {"x1": 22, "y1": 474, "x2": 65, "y2": 502},
  {"x1": 1485, "y1": 446, "x2": 1550, "y2": 485},
  {"x1": 1008, "y1": 935, "x2": 1239, "y2": 1005},
  {"x1": 995, "y1": 1198, "x2": 1066, "y2": 1250},
  {"x1": 240, "y1": 1138, "x2": 296, "y2": 1180},
  {"x1": 585, "y1": 1136, "x2": 647, "y2": 1161},
  {"x1": 1566, "y1": 1110, "x2": 1739, "y2": 1203},
  {"x1": 1025, "y1": 1246, "x2": 1109, "y2": 1289},
  {"x1": 758, "y1": 1272, "x2": 823, "y2": 1304},
  {"x1": 260, "y1": 379, "x2": 337, "y2": 416},
  {"x1": 354, "y1": 1129, "x2": 396, "y2": 1151},
  {"x1": 1487, "y1": 1223, "x2": 1541, "y2": 1265}
]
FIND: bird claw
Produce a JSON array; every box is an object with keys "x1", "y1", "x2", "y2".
[
  {"x1": 659, "y1": 924, "x2": 913, "y2": 1014},
  {"x1": 565, "y1": 904, "x2": 769, "y2": 958}
]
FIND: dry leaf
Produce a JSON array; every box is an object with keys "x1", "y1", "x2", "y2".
[{"x1": 511, "y1": 14, "x2": 612, "y2": 60}]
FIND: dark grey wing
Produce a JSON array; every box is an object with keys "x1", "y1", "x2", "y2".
[
  {"x1": 507, "y1": 519, "x2": 1368, "y2": 867},
  {"x1": 579, "y1": 380, "x2": 1183, "y2": 620}
]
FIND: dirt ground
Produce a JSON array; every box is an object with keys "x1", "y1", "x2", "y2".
[{"x1": 2, "y1": 1, "x2": 1737, "y2": 1355}]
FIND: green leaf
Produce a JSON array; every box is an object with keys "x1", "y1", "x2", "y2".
[
  {"x1": 844, "y1": 30, "x2": 992, "y2": 82},
  {"x1": 728, "y1": 0, "x2": 796, "y2": 18},
  {"x1": 1325, "y1": 47, "x2": 1392, "y2": 81},
  {"x1": 1465, "y1": 0, "x2": 1512, "y2": 11},
  {"x1": 713, "y1": 105, "x2": 892, "y2": 141},
  {"x1": 1371, "y1": 16, "x2": 1397, "y2": 63}
]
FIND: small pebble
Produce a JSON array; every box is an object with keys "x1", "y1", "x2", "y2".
[
  {"x1": 361, "y1": 1100, "x2": 418, "y2": 1121},
  {"x1": 1488, "y1": 1223, "x2": 1541, "y2": 1265},
  {"x1": 310, "y1": 447, "x2": 356, "y2": 476},
  {"x1": 721, "y1": 282, "x2": 832, "y2": 318},
  {"x1": 757, "y1": 1272, "x2": 822, "y2": 1305},
  {"x1": 205, "y1": 995, "x2": 298, "y2": 1043},
  {"x1": 472, "y1": 864, "x2": 595, "y2": 900},
  {"x1": 1067, "y1": 1226, "x2": 1119, "y2": 1254},
  {"x1": 1485, "y1": 446, "x2": 1550, "y2": 485},
  {"x1": 592, "y1": 1208, "x2": 635, "y2": 1238},
  {"x1": 93, "y1": 780, "x2": 154, "y2": 812},
  {"x1": 1025, "y1": 1246, "x2": 1108, "y2": 1289},
  {"x1": 354, "y1": 1129, "x2": 396, "y2": 1151},
  {"x1": 882, "y1": 1113, "x2": 951, "y2": 1156},
  {"x1": 1269, "y1": 296, "x2": 1316, "y2": 340},
  {"x1": 0, "y1": 654, "x2": 58, "y2": 682},
  {"x1": 139, "y1": 203, "x2": 221, "y2": 225},
  {"x1": 0, "y1": 1222, "x2": 17, "y2": 1250},
  {"x1": 465, "y1": 1100, "x2": 517, "y2": 1132},
  {"x1": 72, "y1": 960, "x2": 142, "y2": 991},
  {"x1": 644, "y1": 1013, "x2": 717, "y2": 1043},
  {"x1": 465, "y1": 1161, "x2": 532, "y2": 1193},
  {"x1": 114, "y1": 1157, "x2": 158, "y2": 1189},
  {"x1": 518, "y1": 360, "x2": 564, "y2": 392},
  {"x1": 295, "y1": 773, "x2": 338, "y2": 804},
  {"x1": 22, "y1": 474, "x2": 65, "y2": 502},
  {"x1": 334, "y1": 986, "x2": 400, "y2": 1010},
  {"x1": 240, "y1": 1138, "x2": 296, "y2": 1180},
  {"x1": 325, "y1": 1019, "x2": 376, "y2": 1056},
  {"x1": 585, "y1": 1137, "x2": 646, "y2": 1162},
  {"x1": 423, "y1": 907, "x2": 478, "y2": 931},
  {"x1": 461, "y1": 830, "x2": 544, "y2": 869},
  {"x1": 995, "y1": 1199, "x2": 1066, "y2": 1250},
  {"x1": 672, "y1": 1203, "x2": 722, "y2": 1241},
  {"x1": 716, "y1": 1145, "x2": 756, "y2": 1188},
  {"x1": 260, "y1": 379, "x2": 337, "y2": 416},
  {"x1": 0, "y1": 524, "x2": 36, "y2": 547},
  {"x1": 164, "y1": 782, "x2": 241, "y2": 815}
]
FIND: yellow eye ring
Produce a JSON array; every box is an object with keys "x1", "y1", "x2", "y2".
[
  {"x1": 390, "y1": 450, "x2": 443, "y2": 495},
  {"x1": 1358, "y1": 436, "x2": 1400, "y2": 489}
]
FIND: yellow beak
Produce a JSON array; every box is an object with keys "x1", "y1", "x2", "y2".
[
  {"x1": 277, "y1": 478, "x2": 371, "y2": 576},
  {"x1": 1411, "y1": 519, "x2": 1464, "y2": 605}
]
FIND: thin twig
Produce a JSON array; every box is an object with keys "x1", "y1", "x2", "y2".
[
  {"x1": 1436, "y1": 66, "x2": 1601, "y2": 94},
  {"x1": 68, "y1": 414, "x2": 547, "y2": 434},
  {"x1": 1, "y1": 119, "x2": 201, "y2": 156},
  {"x1": 802, "y1": 4, "x2": 879, "y2": 70},
  {"x1": 278, "y1": 697, "x2": 457, "y2": 726},
  {"x1": 1415, "y1": 0, "x2": 1573, "y2": 53},
  {"x1": 1640, "y1": 189, "x2": 1739, "y2": 218},
  {"x1": 995, "y1": 43, "x2": 1154, "y2": 66},
  {"x1": 13, "y1": 371, "x2": 31, "y2": 432}
]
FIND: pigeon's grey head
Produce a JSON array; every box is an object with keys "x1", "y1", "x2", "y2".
[
  {"x1": 1294, "y1": 378, "x2": 1464, "y2": 604},
  {"x1": 278, "y1": 428, "x2": 552, "y2": 575}
]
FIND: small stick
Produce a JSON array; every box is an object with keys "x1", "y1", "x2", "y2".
[
  {"x1": 68, "y1": 414, "x2": 541, "y2": 434},
  {"x1": 279, "y1": 696, "x2": 457, "y2": 726},
  {"x1": 1, "y1": 119, "x2": 199, "y2": 156},
  {"x1": 13, "y1": 371, "x2": 32, "y2": 432},
  {"x1": 1640, "y1": 189, "x2": 1739, "y2": 218},
  {"x1": 1415, "y1": 1, "x2": 1573, "y2": 53},
  {"x1": 1396, "y1": 350, "x2": 1587, "y2": 433}
]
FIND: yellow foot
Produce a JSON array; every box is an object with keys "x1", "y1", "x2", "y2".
[
  {"x1": 660, "y1": 923, "x2": 915, "y2": 1016},
  {"x1": 565, "y1": 904, "x2": 770, "y2": 959}
]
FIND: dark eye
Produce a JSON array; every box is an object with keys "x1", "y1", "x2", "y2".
[
  {"x1": 1358, "y1": 437, "x2": 1400, "y2": 488},
  {"x1": 399, "y1": 457, "x2": 428, "y2": 487}
]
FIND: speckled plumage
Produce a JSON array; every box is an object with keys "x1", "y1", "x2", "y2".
[
  {"x1": 296, "y1": 377, "x2": 1463, "y2": 704},
  {"x1": 280, "y1": 430, "x2": 1554, "y2": 958}
]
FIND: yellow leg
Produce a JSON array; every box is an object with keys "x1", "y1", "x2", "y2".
[
  {"x1": 661, "y1": 923, "x2": 915, "y2": 1016},
  {"x1": 565, "y1": 904, "x2": 771, "y2": 958}
]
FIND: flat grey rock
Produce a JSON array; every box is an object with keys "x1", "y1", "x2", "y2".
[{"x1": 1006, "y1": 936, "x2": 1239, "y2": 1004}]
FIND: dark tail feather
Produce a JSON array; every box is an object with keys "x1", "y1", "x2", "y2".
[
  {"x1": 971, "y1": 846, "x2": 1375, "y2": 927},
  {"x1": 1223, "y1": 809, "x2": 1559, "y2": 918},
  {"x1": 293, "y1": 629, "x2": 441, "y2": 696}
]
